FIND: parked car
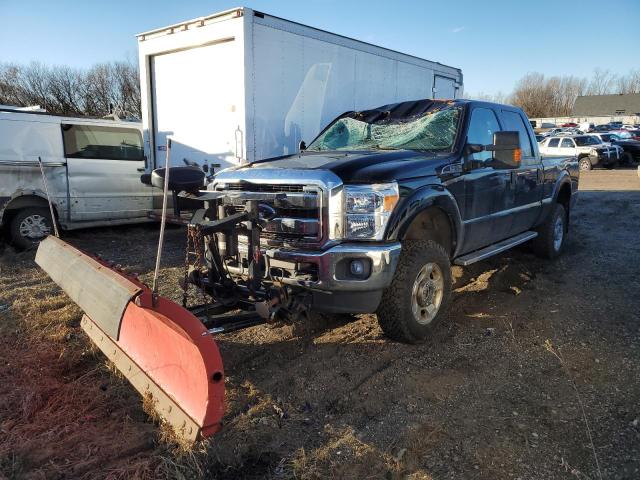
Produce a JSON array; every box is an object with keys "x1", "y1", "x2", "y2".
[
  {"x1": 594, "y1": 124, "x2": 612, "y2": 132},
  {"x1": 561, "y1": 122, "x2": 578, "y2": 127},
  {"x1": 0, "y1": 108, "x2": 157, "y2": 248},
  {"x1": 608, "y1": 130, "x2": 635, "y2": 139},
  {"x1": 538, "y1": 135, "x2": 619, "y2": 170},
  {"x1": 579, "y1": 122, "x2": 595, "y2": 133},
  {"x1": 587, "y1": 134, "x2": 624, "y2": 158},
  {"x1": 206, "y1": 99, "x2": 578, "y2": 343},
  {"x1": 541, "y1": 128, "x2": 563, "y2": 137},
  {"x1": 557, "y1": 128, "x2": 584, "y2": 136},
  {"x1": 628, "y1": 130, "x2": 640, "y2": 140},
  {"x1": 602, "y1": 133, "x2": 640, "y2": 165}
]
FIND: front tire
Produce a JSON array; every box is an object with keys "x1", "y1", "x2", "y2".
[
  {"x1": 9, "y1": 207, "x2": 53, "y2": 250},
  {"x1": 532, "y1": 203, "x2": 567, "y2": 259},
  {"x1": 579, "y1": 157, "x2": 592, "y2": 171},
  {"x1": 377, "y1": 240, "x2": 452, "y2": 343}
]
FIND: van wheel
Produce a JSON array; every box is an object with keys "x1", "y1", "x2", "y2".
[
  {"x1": 376, "y1": 240, "x2": 452, "y2": 344},
  {"x1": 532, "y1": 203, "x2": 566, "y2": 259},
  {"x1": 578, "y1": 157, "x2": 592, "y2": 171},
  {"x1": 9, "y1": 207, "x2": 53, "y2": 250}
]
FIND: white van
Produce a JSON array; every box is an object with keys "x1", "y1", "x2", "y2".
[{"x1": 0, "y1": 108, "x2": 156, "y2": 248}]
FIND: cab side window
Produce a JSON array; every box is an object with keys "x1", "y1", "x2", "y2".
[
  {"x1": 467, "y1": 108, "x2": 501, "y2": 162},
  {"x1": 501, "y1": 110, "x2": 534, "y2": 159},
  {"x1": 62, "y1": 124, "x2": 144, "y2": 161},
  {"x1": 548, "y1": 138, "x2": 560, "y2": 148},
  {"x1": 561, "y1": 138, "x2": 574, "y2": 148}
]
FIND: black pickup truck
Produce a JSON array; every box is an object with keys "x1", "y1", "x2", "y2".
[{"x1": 201, "y1": 99, "x2": 579, "y2": 343}]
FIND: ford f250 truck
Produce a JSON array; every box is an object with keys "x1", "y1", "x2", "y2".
[
  {"x1": 32, "y1": 99, "x2": 579, "y2": 443},
  {"x1": 189, "y1": 99, "x2": 578, "y2": 343}
]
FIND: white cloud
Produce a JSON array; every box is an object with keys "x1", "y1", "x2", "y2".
[{"x1": 451, "y1": 26, "x2": 465, "y2": 33}]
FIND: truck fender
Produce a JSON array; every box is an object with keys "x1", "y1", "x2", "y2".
[
  {"x1": 0, "y1": 190, "x2": 61, "y2": 226},
  {"x1": 386, "y1": 185, "x2": 464, "y2": 257},
  {"x1": 536, "y1": 171, "x2": 573, "y2": 228}
]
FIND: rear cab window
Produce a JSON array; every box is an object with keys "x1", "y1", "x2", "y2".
[{"x1": 62, "y1": 124, "x2": 144, "y2": 161}]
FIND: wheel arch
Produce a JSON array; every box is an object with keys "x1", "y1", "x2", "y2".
[
  {"x1": 386, "y1": 186, "x2": 463, "y2": 257},
  {"x1": 0, "y1": 192, "x2": 59, "y2": 228}
]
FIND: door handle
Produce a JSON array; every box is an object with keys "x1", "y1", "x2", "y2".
[
  {"x1": 137, "y1": 167, "x2": 145, "y2": 172},
  {"x1": 510, "y1": 170, "x2": 517, "y2": 188}
]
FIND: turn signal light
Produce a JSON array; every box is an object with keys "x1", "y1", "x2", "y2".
[
  {"x1": 513, "y1": 148, "x2": 522, "y2": 163},
  {"x1": 383, "y1": 192, "x2": 399, "y2": 211}
]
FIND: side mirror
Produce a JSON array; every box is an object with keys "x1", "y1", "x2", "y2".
[
  {"x1": 489, "y1": 131, "x2": 521, "y2": 169},
  {"x1": 298, "y1": 140, "x2": 307, "y2": 152}
]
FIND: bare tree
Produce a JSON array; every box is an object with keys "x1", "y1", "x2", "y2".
[
  {"x1": 0, "y1": 60, "x2": 141, "y2": 119},
  {"x1": 616, "y1": 70, "x2": 640, "y2": 94},
  {"x1": 586, "y1": 68, "x2": 615, "y2": 95},
  {"x1": 48, "y1": 66, "x2": 85, "y2": 115}
]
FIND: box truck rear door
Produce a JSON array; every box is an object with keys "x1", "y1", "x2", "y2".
[
  {"x1": 433, "y1": 75, "x2": 457, "y2": 100},
  {"x1": 149, "y1": 40, "x2": 241, "y2": 170}
]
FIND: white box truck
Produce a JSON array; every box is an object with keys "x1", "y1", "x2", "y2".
[{"x1": 137, "y1": 7, "x2": 463, "y2": 171}]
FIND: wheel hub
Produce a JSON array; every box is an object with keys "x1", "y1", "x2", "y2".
[
  {"x1": 19, "y1": 214, "x2": 50, "y2": 240},
  {"x1": 553, "y1": 215, "x2": 564, "y2": 251},
  {"x1": 417, "y1": 281, "x2": 436, "y2": 307},
  {"x1": 411, "y1": 262, "x2": 444, "y2": 325}
]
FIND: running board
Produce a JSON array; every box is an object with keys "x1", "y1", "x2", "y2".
[{"x1": 454, "y1": 231, "x2": 538, "y2": 266}]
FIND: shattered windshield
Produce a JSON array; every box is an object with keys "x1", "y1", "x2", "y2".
[{"x1": 307, "y1": 106, "x2": 460, "y2": 152}]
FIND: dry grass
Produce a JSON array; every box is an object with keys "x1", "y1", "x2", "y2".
[
  {"x1": 0, "y1": 250, "x2": 202, "y2": 480},
  {"x1": 544, "y1": 340, "x2": 602, "y2": 480}
]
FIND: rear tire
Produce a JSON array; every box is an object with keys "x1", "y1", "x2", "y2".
[
  {"x1": 377, "y1": 240, "x2": 452, "y2": 344},
  {"x1": 532, "y1": 203, "x2": 567, "y2": 259},
  {"x1": 9, "y1": 207, "x2": 53, "y2": 250}
]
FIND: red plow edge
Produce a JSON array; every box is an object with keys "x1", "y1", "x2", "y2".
[{"x1": 36, "y1": 236, "x2": 224, "y2": 442}]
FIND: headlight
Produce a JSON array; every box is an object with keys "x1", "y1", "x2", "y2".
[{"x1": 343, "y1": 183, "x2": 399, "y2": 240}]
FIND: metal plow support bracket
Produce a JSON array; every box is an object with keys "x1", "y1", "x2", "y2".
[{"x1": 36, "y1": 237, "x2": 225, "y2": 441}]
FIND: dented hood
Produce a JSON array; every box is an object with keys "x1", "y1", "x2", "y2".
[{"x1": 235, "y1": 150, "x2": 453, "y2": 183}]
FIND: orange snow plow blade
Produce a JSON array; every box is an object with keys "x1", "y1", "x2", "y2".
[{"x1": 35, "y1": 236, "x2": 224, "y2": 442}]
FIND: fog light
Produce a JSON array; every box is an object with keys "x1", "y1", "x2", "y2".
[{"x1": 350, "y1": 259, "x2": 365, "y2": 276}]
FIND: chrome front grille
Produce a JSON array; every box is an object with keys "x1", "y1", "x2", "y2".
[
  {"x1": 218, "y1": 183, "x2": 323, "y2": 244},
  {"x1": 225, "y1": 183, "x2": 304, "y2": 193}
]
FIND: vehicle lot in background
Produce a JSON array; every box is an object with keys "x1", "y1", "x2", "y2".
[
  {"x1": 1, "y1": 169, "x2": 638, "y2": 479},
  {"x1": 538, "y1": 134, "x2": 620, "y2": 170}
]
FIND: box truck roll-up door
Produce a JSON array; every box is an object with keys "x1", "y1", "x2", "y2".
[
  {"x1": 433, "y1": 75, "x2": 457, "y2": 99},
  {"x1": 149, "y1": 39, "x2": 243, "y2": 169}
]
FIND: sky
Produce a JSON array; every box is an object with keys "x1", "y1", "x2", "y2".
[{"x1": 1, "y1": 0, "x2": 639, "y2": 96}]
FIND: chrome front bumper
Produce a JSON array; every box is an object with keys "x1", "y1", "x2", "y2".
[{"x1": 266, "y1": 242, "x2": 402, "y2": 292}]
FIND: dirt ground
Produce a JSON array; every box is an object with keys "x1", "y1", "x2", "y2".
[{"x1": 1, "y1": 169, "x2": 639, "y2": 480}]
